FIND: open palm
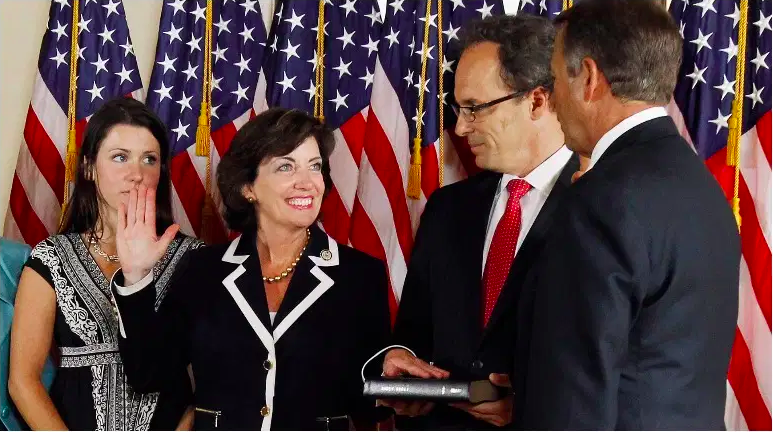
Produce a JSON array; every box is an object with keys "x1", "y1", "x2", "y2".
[{"x1": 116, "y1": 184, "x2": 179, "y2": 285}]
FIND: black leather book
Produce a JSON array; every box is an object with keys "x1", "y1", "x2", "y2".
[{"x1": 362, "y1": 378, "x2": 504, "y2": 403}]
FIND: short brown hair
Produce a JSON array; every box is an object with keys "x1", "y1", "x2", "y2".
[
  {"x1": 460, "y1": 14, "x2": 556, "y2": 93},
  {"x1": 217, "y1": 108, "x2": 335, "y2": 232},
  {"x1": 555, "y1": 0, "x2": 682, "y2": 105}
]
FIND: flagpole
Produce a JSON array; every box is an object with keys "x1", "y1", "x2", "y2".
[
  {"x1": 60, "y1": 0, "x2": 81, "y2": 228},
  {"x1": 314, "y1": 0, "x2": 327, "y2": 122},
  {"x1": 437, "y1": 0, "x2": 445, "y2": 188}
]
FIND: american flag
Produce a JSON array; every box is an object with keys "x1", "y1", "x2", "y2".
[
  {"x1": 260, "y1": 0, "x2": 382, "y2": 253},
  {"x1": 4, "y1": 0, "x2": 143, "y2": 245},
  {"x1": 346, "y1": 0, "x2": 504, "y2": 318},
  {"x1": 519, "y1": 0, "x2": 566, "y2": 17},
  {"x1": 146, "y1": 0, "x2": 272, "y2": 244},
  {"x1": 669, "y1": 0, "x2": 771, "y2": 429}
]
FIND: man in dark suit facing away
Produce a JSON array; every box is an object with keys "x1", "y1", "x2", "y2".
[
  {"x1": 379, "y1": 15, "x2": 582, "y2": 429},
  {"x1": 514, "y1": 1, "x2": 741, "y2": 429}
]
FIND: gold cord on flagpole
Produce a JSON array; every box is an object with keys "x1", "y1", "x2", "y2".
[
  {"x1": 197, "y1": 0, "x2": 216, "y2": 242},
  {"x1": 437, "y1": 0, "x2": 444, "y2": 189},
  {"x1": 61, "y1": 0, "x2": 81, "y2": 225},
  {"x1": 195, "y1": 0, "x2": 213, "y2": 158},
  {"x1": 726, "y1": 0, "x2": 748, "y2": 230},
  {"x1": 314, "y1": 0, "x2": 326, "y2": 122},
  {"x1": 408, "y1": 0, "x2": 434, "y2": 200}
]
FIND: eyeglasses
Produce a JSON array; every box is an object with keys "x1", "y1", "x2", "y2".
[{"x1": 451, "y1": 92, "x2": 524, "y2": 122}]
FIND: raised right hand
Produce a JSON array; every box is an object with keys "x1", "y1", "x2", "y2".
[
  {"x1": 378, "y1": 348, "x2": 450, "y2": 417},
  {"x1": 116, "y1": 184, "x2": 179, "y2": 285}
]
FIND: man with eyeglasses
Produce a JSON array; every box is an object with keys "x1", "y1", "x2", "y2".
[{"x1": 379, "y1": 14, "x2": 581, "y2": 430}]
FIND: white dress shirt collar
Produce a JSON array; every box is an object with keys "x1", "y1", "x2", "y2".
[
  {"x1": 499, "y1": 145, "x2": 574, "y2": 196},
  {"x1": 482, "y1": 145, "x2": 573, "y2": 274},
  {"x1": 588, "y1": 106, "x2": 668, "y2": 171}
]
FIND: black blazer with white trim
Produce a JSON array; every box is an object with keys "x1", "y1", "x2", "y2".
[{"x1": 112, "y1": 225, "x2": 391, "y2": 430}]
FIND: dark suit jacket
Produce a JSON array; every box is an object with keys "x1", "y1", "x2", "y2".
[
  {"x1": 514, "y1": 116, "x2": 740, "y2": 430},
  {"x1": 392, "y1": 155, "x2": 579, "y2": 430},
  {"x1": 113, "y1": 225, "x2": 391, "y2": 430}
]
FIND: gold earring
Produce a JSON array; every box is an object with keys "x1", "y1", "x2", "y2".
[{"x1": 247, "y1": 197, "x2": 255, "y2": 203}]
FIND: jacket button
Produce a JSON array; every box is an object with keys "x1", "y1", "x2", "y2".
[
  {"x1": 260, "y1": 406, "x2": 271, "y2": 417},
  {"x1": 471, "y1": 360, "x2": 484, "y2": 369},
  {"x1": 1, "y1": 406, "x2": 9, "y2": 419},
  {"x1": 263, "y1": 359, "x2": 273, "y2": 370}
]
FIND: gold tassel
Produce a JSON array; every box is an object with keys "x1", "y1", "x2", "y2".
[
  {"x1": 196, "y1": 0, "x2": 216, "y2": 241},
  {"x1": 196, "y1": 0, "x2": 213, "y2": 157},
  {"x1": 65, "y1": 128, "x2": 78, "y2": 185},
  {"x1": 195, "y1": 102, "x2": 210, "y2": 157},
  {"x1": 407, "y1": 137, "x2": 423, "y2": 199},
  {"x1": 726, "y1": 101, "x2": 741, "y2": 167},
  {"x1": 725, "y1": 0, "x2": 748, "y2": 231},
  {"x1": 407, "y1": 0, "x2": 434, "y2": 200}
]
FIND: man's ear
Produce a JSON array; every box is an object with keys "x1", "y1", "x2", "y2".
[
  {"x1": 582, "y1": 57, "x2": 608, "y2": 102},
  {"x1": 530, "y1": 87, "x2": 551, "y2": 120}
]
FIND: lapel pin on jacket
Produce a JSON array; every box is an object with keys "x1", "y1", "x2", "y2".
[{"x1": 320, "y1": 249, "x2": 333, "y2": 261}]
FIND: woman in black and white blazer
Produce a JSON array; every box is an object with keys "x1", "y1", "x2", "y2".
[{"x1": 110, "y1": 108, "x2": 391, "y2": 430}]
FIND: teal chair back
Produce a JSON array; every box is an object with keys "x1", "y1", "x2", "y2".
[{"x1": 0, "y1": 238, "x2": 55, "y2": 430}]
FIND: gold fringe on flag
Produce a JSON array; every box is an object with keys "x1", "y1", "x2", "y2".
[
  {"x1": 726, "y1": 0, "x2": 749, "y2": 230},
  {"x1": 407, "y1": 0, "x2": 435, "y2": 200},
  {"x1": 61, "y1": 0, "x2": 81, "y2": 225}
]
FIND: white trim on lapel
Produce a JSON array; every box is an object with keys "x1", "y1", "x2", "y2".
[
  {"x1": 221, "y1": 235, "x2": 275, "y2": 430},
  {"x1": 273, "y1": 234, "x2": 339, "y2": 340},
  {"x1": 219, "y1": 233, "x2": 340, "y2": 430},
  {"x1": 222, "y1": 235, "x2": 248, "y2": 265}
]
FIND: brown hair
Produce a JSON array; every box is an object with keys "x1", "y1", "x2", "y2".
[
  {"x1": 216, "y1": 108, "x2": 335, "y2": 232},
  {"x1": 59, "y1": 97, "x2": 174, "y2": 238}
]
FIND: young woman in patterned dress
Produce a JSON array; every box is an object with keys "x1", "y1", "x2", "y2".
[{"x1": 9, "y1": 98, "x2": 200, "y2": 430}]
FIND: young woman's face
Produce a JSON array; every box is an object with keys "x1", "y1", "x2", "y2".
[{"x1": 92, "y1": 124, "x2": 162, "y2": 215}]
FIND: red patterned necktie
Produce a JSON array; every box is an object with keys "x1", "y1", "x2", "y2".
[{"x1": 482, "y1": 179, "x2": 532, "y2": 326}]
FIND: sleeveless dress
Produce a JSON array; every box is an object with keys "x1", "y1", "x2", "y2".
[{"x1": 25, "y1": 233, "x2": 202, "y2": 430}]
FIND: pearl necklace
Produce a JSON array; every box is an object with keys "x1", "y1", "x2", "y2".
[{"x1": 262, "y1": 229, "x2": 310, "y2": 283}]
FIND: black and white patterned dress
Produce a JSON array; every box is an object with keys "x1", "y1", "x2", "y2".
[{"x1": 25, "y1": 233, "x2": 202, "y2": 430}]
